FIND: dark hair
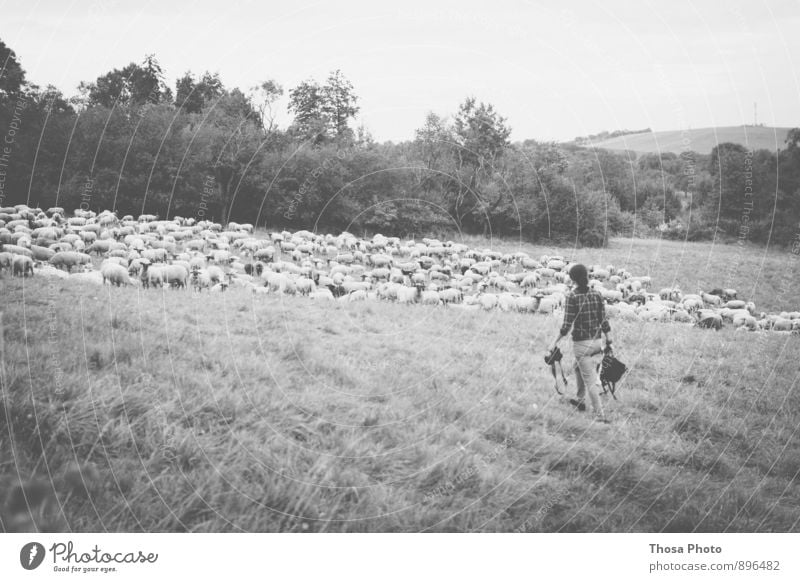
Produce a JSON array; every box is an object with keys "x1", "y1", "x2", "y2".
[{"x1": 569, "y1": 263, "x2": 589, "y2": 290}]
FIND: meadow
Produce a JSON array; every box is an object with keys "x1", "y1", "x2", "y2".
[
  {"x1": 439, "y1": 235, "x2": 799, "y2": 313},
  {"x1": 1, "y1": 236, "x2": 799, "y2": 532},
  {"x1": 587, "y1": 126, "x2": 792, "y2": 155}
]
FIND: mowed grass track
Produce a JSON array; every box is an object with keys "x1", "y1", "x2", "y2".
[{"x1": 1, "y1": 272, "x2": 799, "y2": 532}]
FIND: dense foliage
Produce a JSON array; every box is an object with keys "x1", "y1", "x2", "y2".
[{"x1": 1, "y1": 40, "x2": 799, "y2": 246}]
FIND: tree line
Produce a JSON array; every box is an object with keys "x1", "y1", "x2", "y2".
[{"x1": 1, "y1": 39, "x2": 799, "y2": 246}]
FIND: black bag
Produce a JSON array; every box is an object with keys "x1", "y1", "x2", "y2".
[
  {"x1": 544, "y1": 346, "x2": 563, "y2": 366},
  {"x1": 545, "y1": 347, "x2": 568, "y2": 395},
  {"x1": 598, "y1": 346, "x2": 627, "y2": 399}
]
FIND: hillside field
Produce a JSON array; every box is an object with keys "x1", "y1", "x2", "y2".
[
  {"x1": 585, "y1": 126, "x2": 792, "y2": 155},
  {"x1": 450, "y1": 235, "x2": 799, "y2": 313},
  {"x1": 1, "y1": 237, "x2": 799, "y2": 532}
]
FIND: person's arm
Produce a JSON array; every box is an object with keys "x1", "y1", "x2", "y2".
[
  {"x1": 548, "y1": 294, "x2": 575, "y2": 351},
  {"x1": 598, "y1": 296, "x2": 612, "y2": 346}
]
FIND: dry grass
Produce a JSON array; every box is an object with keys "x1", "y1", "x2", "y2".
[{"x1": 2, "y1": 252, "x2": 799, "y2": 531}]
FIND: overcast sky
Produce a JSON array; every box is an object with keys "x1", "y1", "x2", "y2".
[{"x1": 3, "y1": 0, "x2": 799, "y2": 142}]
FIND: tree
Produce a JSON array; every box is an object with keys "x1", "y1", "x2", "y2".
[
  {"x1": 192, "y1": 89, "x2": 264, "y2": 224},
  {"x1": 175, "y1": 72, "x2": 204, "y2": 114},
  {"x1": 288, "y1": 79, "x2": 325, "y2": 142},
  {"x1": 31, "y1": 84, "x2": 73, "y2": 116},
  {"x1": 80, "y1": 55, "x2": 172, "y2": 109},
  {"x1": 321, "y1": 69, "x2": 359, "y2": 139},
  {"x1": 0, "y1": 38, "x2": 27, "y2": 102},
  {"x1": 288, "y1": 71, "x2": 360, "y2": 142},
  {"x1": 175, "y1": 71, "x2": 224, "y2": 114},
  {"x1": 249, "y1": 79, "x2": 283, "y2": 137},
  {"x1": 708, "y1": 142, "x2": 749, "y2": 220},
  {"x1": 446, "y1": 97, "x2": 512, "y2": 232},
  {"x1": 414, "y1": 113, "x2": 452, "y2": 170}
]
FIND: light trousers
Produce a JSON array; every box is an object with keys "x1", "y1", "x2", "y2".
[{"x1": 572, "y1": 339, "x2": 605, "y2": 416}]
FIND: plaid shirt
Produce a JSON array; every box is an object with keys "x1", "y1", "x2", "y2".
[{"x1": 559, "y1": 288, "x2": 611, "y2": 341}]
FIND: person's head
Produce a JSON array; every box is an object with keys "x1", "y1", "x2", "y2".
[{"x1": 568, "y1": 263, "x2": 589, "y2": 290}]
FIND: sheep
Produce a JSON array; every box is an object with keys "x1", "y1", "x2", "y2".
[
  {"x1": 396, "y1": 285, "x2": 418, "y2": 304},
  {"x1": 309, "y1": 288, "x2": 335, "y2": 301},
  {"x1": 695, "y1": 309, "x2": 723, "y2": 330},
  {"x1": 478, "y1": 293, "x2": 498, "y2": 310},
  {"x1": 515, "y1": 296, "x2": 539, "y2": 313},
  {"x1": 190, "y1": 269, "x2": 213, "y2": 292},
  {"x1": 682, "y1": 297, "x2": 704, "y2": 312},
  {"x1": 87, "y1": 239, "x2": 115, "y2": 255},
  {"x1": 141, "y1": 248, "x2": 168, "y2": 263},
  {"x1": 265, "y1": 271, "x2": 295, "y2": 294},
  {"x1": 701, "y1": 291, "x2": 723, "y2": 306},
  {"x1": 30, "y1": 245, "x2": 55, "y2": 261},
  {"x1": 139, "y1": 263, "x2": 187, "y2": 289},
  {"x1": 140, "y1": 264, "x2": 165, "y2": 288},
  {"x1": 487, "y1": 276, "x2": 512, "y2": 291},
  {"x1": 0, "y1": 252, "x2": 12, "y2": 271},
  {"x1": 772, "y1": 318, "x2": 793, "y2": 332},
  {"x1": 342, "y1": 280, "x2": 370, "y2": 293},
  {"x1": 601, "y1": 289, "x2": 624, "y2": 303},
  {"x1": 295, "y1": 277, "x2": 315, "y2": 296},
  {"x1": 1, "y1": 243, "x2": 33, "y2": 257},
  {"x1": 206, "y1": 265, "x2": 225, "y2": 284},
  {"x1": 419, "y1": 290, "x2": 441, "y2": 306},
  {"x1": 723, "y1": 288, "x2": 738, "y2": 300},
  {"x1": 370, "y1": 267, "x2": 392, "y2": 282},
  {"x1": 439, "y1": 288, "x2": 463, "y2": 305},
  {"x1": 497, "y1": 293, "x2": 518, "y2": 311},
  {"x1": 410, "y1": 272, "x2": 427, "y2": 286},
  {"x1": 732, "y1": 313, "x2": 758, "y2": 330},
  {"x1": 100, "y1": 262, "x2": 132, "y2": 286},
  {"x1": 376, "y1": 282, "x2": 400, "y2": 301},
  {"x1": 50, "y1": 251, "x2": 92, "y2": 272},
  {"x1": 160, "y1": 264, "x2": 189, "y2": 288},
  {"x1": 537, "y1": 296, "x2": 559, "y2": 314},
  {"x1": 345, "y1": 289, "x2": 368, "y2": 302},
  {"x1": 368, "y1": 253, "x2": 393, "y2": 268},
  {"x1": 672, "y1": 310, "x2": 695, "y2": 324},
  {"x1": 127, "y1": 258, "x2": 149, "y2": 277},
  {"x1": 12, "y1": 255, "x2": 34, "y2": 277},
  {"x1": 521, "y1": 273, "x2": 540, "y2": 289},
  {"x1": 720, "y1": 308, "x2": 750, "y2": 323}
]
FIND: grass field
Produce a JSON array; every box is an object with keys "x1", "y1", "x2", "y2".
[
  {"x1": 585, "y1": 126, "x2": 792, "y2": 155},
  {"x1": 1, "y1": 237, "x2": 799, "y2": 532},
  {"x1": 449, "y1": 235, "x2": 799, "y2": 314}
]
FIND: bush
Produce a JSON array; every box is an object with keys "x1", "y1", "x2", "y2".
[{"x1": 579, "y1": 228, "x2": 606, "y2": 247}]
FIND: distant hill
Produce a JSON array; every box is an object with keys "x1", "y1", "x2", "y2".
[{"x1": 583, "y1": 126, "x2": 794, "y2": 155}]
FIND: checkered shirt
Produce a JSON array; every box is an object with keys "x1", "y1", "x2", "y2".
[{"x1": 559, "y1": 288, "x2": 611, "y2": 341}]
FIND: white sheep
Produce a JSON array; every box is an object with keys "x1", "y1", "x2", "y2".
[
  {"x1": 420, "y1": 290, "x2": 441, "y2": 306},
  {"x1": 295, "y1": 277, "x2": 315, "y2": 295},
  {"x1": 100, "y1": 262, "x2": 132, "y2": 286}
]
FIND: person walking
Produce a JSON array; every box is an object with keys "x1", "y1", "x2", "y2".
[{"x1": 547, "y1": 263, "x2": 612, "y2": 423}]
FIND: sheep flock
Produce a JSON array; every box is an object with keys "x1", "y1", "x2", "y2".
[{"x1": 1, "y1": 204, "x2": 799, "y2": 335}]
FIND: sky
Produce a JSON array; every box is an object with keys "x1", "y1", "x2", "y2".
[{"x1": 2, "y1": 0, "x2": 799, "y2": 143}]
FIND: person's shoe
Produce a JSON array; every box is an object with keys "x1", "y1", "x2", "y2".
[{"x1": 568, "y1": 399, "x2": 586, "y2": 412}]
